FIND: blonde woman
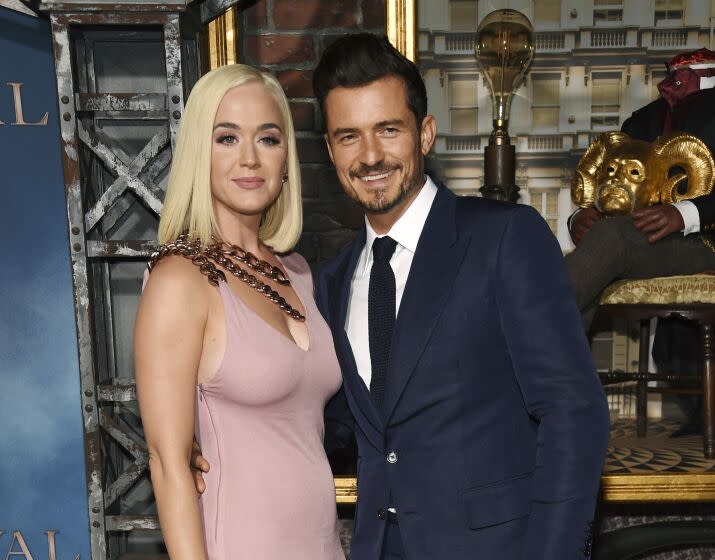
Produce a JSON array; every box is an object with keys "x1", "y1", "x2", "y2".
[{"x1": 134, "y1": 64, "x2": 345, "y2": 560}]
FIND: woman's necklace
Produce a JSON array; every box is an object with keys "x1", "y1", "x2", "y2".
[
  {"x1": 148, "y1": 234, "x2": 305, "y2": 322},
  {"x1": 210, "y1": 235, "x2": 290, "y2": 285}
]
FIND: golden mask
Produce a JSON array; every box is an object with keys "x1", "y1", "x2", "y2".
[{"x1": 571, "y1": 131, "x2": 715, "y2": 215}]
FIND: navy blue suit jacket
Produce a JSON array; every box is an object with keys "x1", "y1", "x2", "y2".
[{"x1": 316, "y1": 183, "x2": 610, "y2": 560}]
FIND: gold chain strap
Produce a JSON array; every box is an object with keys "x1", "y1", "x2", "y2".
[{"x1": 148, "y1": 234, "x2": 305, "y2": 322}]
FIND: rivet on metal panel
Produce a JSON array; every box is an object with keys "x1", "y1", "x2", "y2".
[
  {"x1": 63, "y1": 112, "x2": 71, "y2": 121},
  {"x1": 92, "y1": 507, "x2": 100, "y2": 514},
  {"x1": 71, "y1": 226, "x2": 80, "y2": 235},
  {"x1": 61, "y1": 95, "x2": 70, "y2": 104},
  {"x1": 85, "y1": 390, "x2": 93, "y2": 397},
  {"x1": 172, "y1": 110, "x2": 181, "y2": 120},
  {"x1": 172, "y1": 95, "x2": 180, "y2": 104},
  {"x1": 92, "y1": 521, "x2": 100, "y2": 528},
  {"x1": 85, "y1": 405, "x2": 93, "y2": 412},
  {"x1": 73, "y1": 243, "x2": 82, "y2": 252}
]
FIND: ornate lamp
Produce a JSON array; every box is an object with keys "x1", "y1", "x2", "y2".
[{"x1": 475, "y1": 9, "x2": 534, "y2": 202}]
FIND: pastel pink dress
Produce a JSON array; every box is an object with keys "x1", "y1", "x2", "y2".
[{"x1": 194, "y1": 253, "x2": 345, "y2": 559}]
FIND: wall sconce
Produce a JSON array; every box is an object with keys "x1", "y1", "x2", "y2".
[
  {"x1": 570, "y1": 9, "x2": 578, "y2": 19},
  {"x1": 568, "y1": 115, "x2": 576, "y2": 124}
]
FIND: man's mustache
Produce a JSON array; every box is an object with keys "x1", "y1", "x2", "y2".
[{"x1": 349, "y1": 163, "x2": 401, "y2": 179}]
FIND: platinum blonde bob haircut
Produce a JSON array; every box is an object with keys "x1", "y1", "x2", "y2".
[{"x1": 158, "y1": 64, "x2": 302, "y2": 252}]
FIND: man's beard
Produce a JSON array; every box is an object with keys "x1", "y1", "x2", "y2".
[{"x1": 348, "y1": 159, "x2": 424, "y2": 214}]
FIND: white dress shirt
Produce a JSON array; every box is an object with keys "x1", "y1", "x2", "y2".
[
  {"x1": 674, "y1": 200, "x2": 701, "y2": 235},
  {"x1": 345, "y1": 176, "x2": 438, "y2": 390}
]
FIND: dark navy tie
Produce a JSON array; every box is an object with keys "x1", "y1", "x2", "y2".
[{"x1": 368, "y1": 236, "x2": 398, "y2": 407}]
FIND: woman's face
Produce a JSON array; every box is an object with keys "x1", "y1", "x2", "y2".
[{"x1": 210, "y1": 82, "x2": 288, "y2": 223}]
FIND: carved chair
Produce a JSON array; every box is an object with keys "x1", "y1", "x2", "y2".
[{"x1": 592, "y1": 273, "x2": 715, "y2": 458}]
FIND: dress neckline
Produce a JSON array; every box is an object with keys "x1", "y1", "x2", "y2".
[{"x1": 221, "y1": 254, "x2": 311, "y2": 353}]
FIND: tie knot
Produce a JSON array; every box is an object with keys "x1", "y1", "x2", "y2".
[{"x1": 372, "y1": 236, "x2": 397, "y2": 263}]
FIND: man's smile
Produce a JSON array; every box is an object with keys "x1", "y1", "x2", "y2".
[{"x1": 355, "y1": 169, "x2": 397, "y2": 188}]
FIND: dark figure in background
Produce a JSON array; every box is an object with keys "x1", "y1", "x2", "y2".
[{"x1": 565, "y1": 49, "x2": 715, "y2": 436}]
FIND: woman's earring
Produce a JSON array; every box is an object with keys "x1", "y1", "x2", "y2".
[{"x1": 282, "y1": 173, "x2": 288, "y2": 184}]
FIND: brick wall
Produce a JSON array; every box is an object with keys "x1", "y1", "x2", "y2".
[{"x1": 240, "y1": 0, "x2": 386, "y2": 268}]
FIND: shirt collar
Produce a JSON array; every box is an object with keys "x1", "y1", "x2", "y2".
[{"x1": 359, "y1": 176, "x2": 439, "y2": 277}]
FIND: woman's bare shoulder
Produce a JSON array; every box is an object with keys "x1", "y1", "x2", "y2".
[{"x1": 142, "y1": 255, "x2": 213, "y2": 307}]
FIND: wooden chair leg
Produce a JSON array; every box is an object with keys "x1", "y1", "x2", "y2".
[
  {"x1": 701, "y1": 323, "x2": 715, "y2": 459},
  {"x1": 636, "y1": 319, "x2": 650, "y2": 438}
]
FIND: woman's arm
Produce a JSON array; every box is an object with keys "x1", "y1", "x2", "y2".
[{"x1": 135, "y1": 257, "x2": 209, "y2": 559}]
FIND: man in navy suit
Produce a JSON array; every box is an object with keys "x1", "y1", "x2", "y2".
[{"x1": 313, "y1": 34, "x2": 610, "y2": 560}]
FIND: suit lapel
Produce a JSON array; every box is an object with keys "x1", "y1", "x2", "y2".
[
  {"x1": 326, "y1": 230, "x2": 386, "y2": 436},
  {"x1": 382, "y1": 186, "x2": 471, "y2": 422}
]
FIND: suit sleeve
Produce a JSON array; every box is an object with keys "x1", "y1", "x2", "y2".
[
  {"x1": 620, "y1": 114, "x2": 636, "y2": 137},
  {"x1": 495, "y1": 205, "x2": 610, "y2": 560},
  {"x1": 315, "y1": 268, "x2": 355, "y2": 455},
  {"x1": 693, "y1": 195, "x2": 715, "y2": 231},
  {"x1": 690, "y1": 118, "x2": 715, "y2": 228}
]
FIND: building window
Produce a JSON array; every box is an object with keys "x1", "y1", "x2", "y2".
[
  {"x1": 529, "y1": 189, "x2": 559, "y2": 235},
  {"x1": 450, "y1": 0, "x2": 478, "y2": 32},
  {"x1": 593, "y1": 1, "x2": 623, "y2": 25},
  {"x1": 591, "y1": 73, "x2": 621, "y2": 129},
  {"x1": 534, "y1": 0, "x2": 561, "y2": 27},
  {"x1": 531, "y1": 74, "x2": 560, "y2": 130},
  {"x1": 449, "y1": 74, "x2": 478, "y2": 134},
  {"x1": 655, "y1": 0, "x2": 683, "y2": 25}
]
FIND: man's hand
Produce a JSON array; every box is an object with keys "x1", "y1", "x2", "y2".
[
  {"x1": 632, "y1": 204, "x2": 685, "y2": 243},
  {"x1": 191, "y1": 439, "x2": 209, "y2": 495},
  {"x1": 569, "y1": 207, "x2": 604, "y2": 246}
]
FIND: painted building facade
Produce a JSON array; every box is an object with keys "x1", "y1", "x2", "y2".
[{"x1": 418, "y1": 0, "x2": 714, "y2": 250}]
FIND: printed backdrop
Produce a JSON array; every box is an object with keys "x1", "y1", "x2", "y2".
[{"x1": 0, "y1": 7, "x2": 91, "y2": 560}]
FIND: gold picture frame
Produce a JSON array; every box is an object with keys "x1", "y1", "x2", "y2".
[
  {"x1": 335, "y1": 0, "x2": 715, "y2": 505},
  {"x1": 203, "y1": 0, "x2": 715, "y2": 505},
  {"x1": 206, "y1": 0, "x2": 416, "y2": 70},
  {"x1": 386, "y1": 0, "x2": 417, "y2": 62},
  {"x1": 334, "y1": 474, "x2": 715, "y2": 505},
  {"x1": 207, "y1": 6, "x2": 238, "y2": 70}
]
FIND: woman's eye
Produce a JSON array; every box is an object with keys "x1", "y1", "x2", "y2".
[
  {"x1": 217, "y1": 135, "x2": 237, "y2": 145},
  {"x1": 260, "y1": 136, "x2": 281, "y2": 146}
]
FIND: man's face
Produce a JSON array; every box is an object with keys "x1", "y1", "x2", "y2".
[{"x1": 323, "y1": 76, "x2": 435, "y2": 222}]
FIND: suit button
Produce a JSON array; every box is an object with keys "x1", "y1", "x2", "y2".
[
  {"x1": 377, "y1": 508, "x2": 386, "y2": 520},
  {"x1": 387, "y1": 451, "x2": 398, "y2": 464}
]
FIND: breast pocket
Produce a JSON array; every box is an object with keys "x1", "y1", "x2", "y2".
[{"x1": 462, "y1": 472, "x2": 533, "y2": 529}]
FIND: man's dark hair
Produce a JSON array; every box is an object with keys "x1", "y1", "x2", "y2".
[{"x1": 313, "y1": 33, "x2": 428, "y2": 129}]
